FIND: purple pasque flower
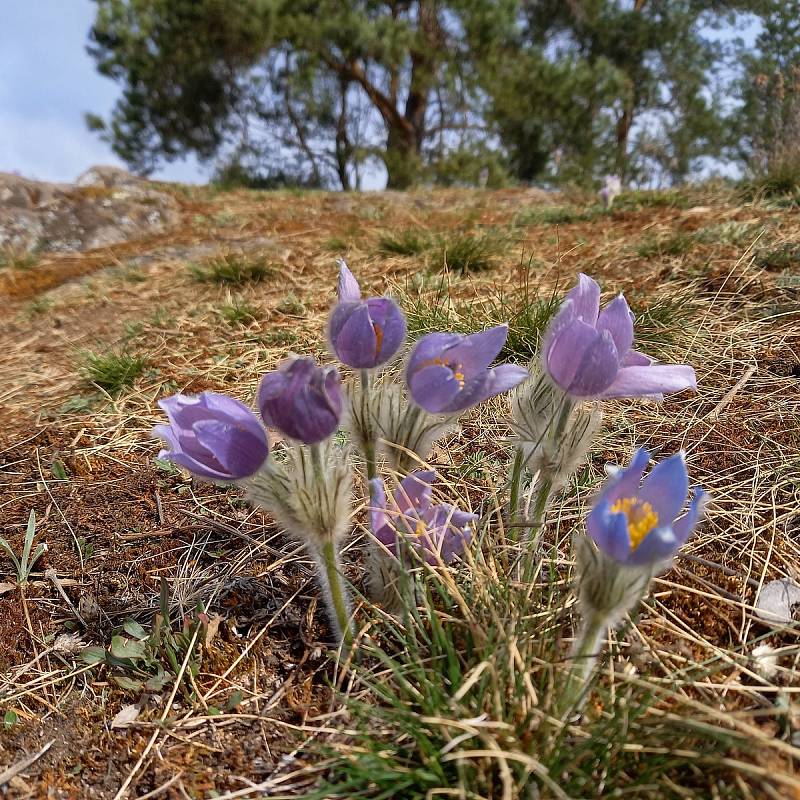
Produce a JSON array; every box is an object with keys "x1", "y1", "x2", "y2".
[
  {"x1": 587, "y1": 448, "x2": 706, "y2": 567},
  {"x1": 406, "y1": 325, "x2": 529, "y2": 414},
  {"x1": 599, "y1": 175, "x2": 622, "y2": 208},
  {"x1": 370, "y1": 471, "x2": 477, "y2": 564},
  {"x1": 543, "y1": 274, "x2": 696, "y2": 400},
  {"x1": 328, "y1": 260, "x2": 407, "y2": 369},
  {"x1": 257, "y1": 356, "x2": 342, "y2": 444},
  {"x1": 153, "y1": 392, "x2": 269, "y2": 480}
]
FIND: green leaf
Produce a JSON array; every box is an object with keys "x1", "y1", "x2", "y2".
[
  {"x1": 4, "y1": 710, "x2": 18, "y2": 728},
  {"x1": 110, "y1": 636, "x2": 147, "y2": 661},
  {"x1": 207, "y1": 705, "x2": 222, "y2": 716},
  {"x1": 123, "y1": 619, "x2": 148, "y2": 640},
  {"x1": 113, "y1": 676, "x2": 144, "y2": 691},
  {"x1": 81, "y1": 646, "x2": 107, "y2": 665},
  {"x1": 225, "y1": 690, "x2": 244, "y2": 711},
  {"x1": 51, "y1": 459, "x2": 69, "y2": 481}
]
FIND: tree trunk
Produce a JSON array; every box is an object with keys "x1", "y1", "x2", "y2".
[{"x1": 384, "y1": 124, "x2": 420, "y2": 189}]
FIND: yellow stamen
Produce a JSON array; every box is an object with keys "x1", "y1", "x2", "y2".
[
  {"x1": 414, "y1": 519, "x2": 427, "y2": 536},
  {"x1": 610, "y1": 496, "x2": 659, "y2": 550},
  {"x1": 422, "y1": 357, "x2": 465, "y2": 389}
]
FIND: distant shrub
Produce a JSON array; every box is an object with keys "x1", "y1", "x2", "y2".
[{"x1": 748, "y1": 66, "x2": 800, "y2": 198}]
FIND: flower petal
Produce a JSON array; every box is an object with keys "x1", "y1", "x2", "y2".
[
  {"x1": 366, "y1": 297, "x2": 407, "y2": 362},
  {"x1": 192, "y1": 419, "x2": 268, "y2": 477},
  {"x1": 407, "y1": 332, "x2": 463, "y2": 375},
  {"x1": 544, "y1": 310, "x2": 600, "y2": 390},
  {"x1": 672, "y1": 487, "x2": 707, "y2": 545},
  {"x1": 638, "y1": 451, "x2": 689, "y2": 523},
  {"x1": 337, "y1": 259, "x2": 361, "y2": 302},
  {"x1": 627, "y1": 526, "x2": 680, "y2": 566},
  {"x1": 601, "y1": 365, "x2": 697, "y2": 399},
  {"x1": 566, "y1": 329, "x2": 619, "y2": 397},
  {"x1": 623, "y1": 349, "x2": 652, "y2": 367},
  {"x1": 369, "y1": 478, "x2": 396, "y2": 548},
  {"x1": 587, "y1": 500, "x2": 632, "y2": 562},
  {"x1": 394, "y1": 470, "x2": 435, "y2": 518},
  {"x1": 565, "y1": 273, "x2": 601, "y2": 324},
  {"x1": 445, "y1": 324, "x2": 509, "y2": 372},
  {"x1": 332, "y1": 303, "x2": 379, "y2": 368},
  {"x1": 596, "y1": 294, "x2": 634, "y2": 356},
  {"x1": 599, "y1": 448, "x2": 651, "y2": 507},
  {"x1": 481, "y1": 364, "x2": 530, "y2": 398},
  {"x1": 409, "y1": 363, "x2": 463, "y2": 413}
]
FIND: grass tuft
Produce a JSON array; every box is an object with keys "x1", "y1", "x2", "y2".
[
  {"x1": 304, "y1": 546, "x2": 756, "y2": 799},
  {"x1": 377, "y1": 229, "x2": 431, "y2": 257},
  {"x1": 636, "y1": 231, "x2": 695, "y2": 258},
  {"x1": 215, "y1": 295, "x2": 258, "y2": 326},
  {"x1": 755, "y1": 241, "x2": 800, "y2": 271},
  {"x1": 80, "y1": 350, "x2": 148, "y2": 395},
  {"x1": 189, "y1": 252, "x2": 274, "y2": 284},
  {"x1": 398, "y1": 266, "x2": 560, "y2": 362},
  {"x1": 434, "y1": 231, "x2": 505, "y2": 274}
]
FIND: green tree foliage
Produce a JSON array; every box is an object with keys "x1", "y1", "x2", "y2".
[
  {"x1": 87, "y1": 0, "x2": 515, "y2": 189},
  {"x1": 737, "y1": 0, "x2": 800, "y2": 189},
  {"x1": 485, "y1": 0, "x2": 753, "y2": 186}
]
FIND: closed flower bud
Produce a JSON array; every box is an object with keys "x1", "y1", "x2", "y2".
[
  {"x1": 258, "y1": 356, "x2": 343, "y2": 445},
  {"x1": 153, "y1": 392, "x2": 269, "y2": 480}
]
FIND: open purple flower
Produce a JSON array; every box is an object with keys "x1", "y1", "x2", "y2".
[
  {"x1": 543, "y1": 274, "x2": 696, "y2": 400},
  {"x1": 258, "y1": 356, "x2": 343, "y2": 444},
  {"x1": 153, "y1": 392, "x2": 269, "y2": 480},
  {"x1": 328, "y1": 260, "x2": 407, "y2": 369},
  {"x1": 406, "y1": 325, "x2": 529, "y2": 414},
  {"x1": 370, "y1": 471, "x2": 476, "y2": 564},
  {"x1": 587, "y1": 448, "x2": 706, "y2": 567}
]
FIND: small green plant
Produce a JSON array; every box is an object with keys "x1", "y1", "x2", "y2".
[
  {"x1": 323, "y1": 236, "x2": 349, "y2": 253},
  {"x1": 636, "y1": 231, "x2": 695, "y2": 258},
  {"x1": 756, "y1": 241, "x2": 800, "y2": 271},
  {"x1": 0, "y1": 247, "x2": 39, "y2": 271},
  {"x1": 189, "y1": 252, "x2": 274, "y2": 284},
  {"x1": 434, "y1": 231, "x2": 504, "y2": 274},
  {"x1": 216, "y1": 295, "x2": 258, "y2": 326},
  {"x1": 0, "y1": 511, "x2": 47, "y2": 586},
  {"x1": 377, "y1": 229, "x2": 431, "y2": 256},
  {"x1": 260, "y1": 328, "x2": 298, "y2": 347},
  {"x1": 612, "y1": 189, "x2": 692, "y2": 211},
  {"x1": 694, "y1": 221, "x2": 762, "y2": 247},
  {"x1": 630, "y1": 294, "x2": 694, "y2": 355},
  {"x1": 23, "y1": 296, "x2": 53, "y2": 317},
  {"x1": 399, "y1": 267, "x2": 560, "y2": 362},
  {"x1": 80, "y1": 350, "x2": 147, "y2": 395},
  {"x1": 276, "y1": 293, "x2": 306, "y2": 316},
  {"x1": 82, "y1": 579, "x2": 212, "y2": 696}
]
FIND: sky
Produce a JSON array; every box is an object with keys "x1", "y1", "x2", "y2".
[{"x1": 0, "y1": 0, "x2": 203, "y2": 184}]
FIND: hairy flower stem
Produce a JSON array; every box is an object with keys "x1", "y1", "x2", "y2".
[
  {"x1": 360, "y1": 369, "x2": 377, "y2": 483},
  {"x1": 508, "y1": 449, "x2": 525, "y2": 526},
  {"x1": 520, "y1": 477, "x2": 553, "y2": 582},
  {"x1": 556, "y1": 610, "x2": 608, "y2": 718},
  {"x1": 305, "y1": 443, "x2": 354, "y2": 651},
  {"x1": 317, "y1": 537, "x2": 354, "y2": 652}
]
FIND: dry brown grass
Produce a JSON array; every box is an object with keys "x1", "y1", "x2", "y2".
[{"x1": 0, "y1": 182, "x2": 798, "y2": 797}]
